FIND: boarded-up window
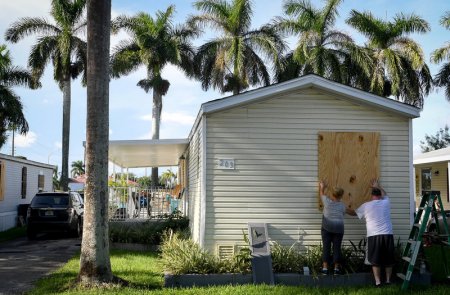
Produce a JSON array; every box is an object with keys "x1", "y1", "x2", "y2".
[
  {"x1": 0, "y1": 161, "x2": 5, "y2": 201},
  {"x1": 21, "y1": 167, "x2": 27, "y2": 199},
  {"x1": 318, "y1": 132, "x2": 379, "y2": 210},
  {"x1": 38, "y1": 174, "x2": 45, "y2": 191}
]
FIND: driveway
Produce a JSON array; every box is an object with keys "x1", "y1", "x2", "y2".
[{"x1": 0, "y1": 235, "x2": 80, "y2": 295}]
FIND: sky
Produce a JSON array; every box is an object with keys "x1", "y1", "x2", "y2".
[{"x1": 0, "y1": 0, "x2": 449, "y2": 177}]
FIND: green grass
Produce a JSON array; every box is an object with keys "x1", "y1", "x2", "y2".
[
  {"x1": 0, "y1": 226, "x2": 26, "y2": 243},
  {"x1": 29, "y1": 250, "x2": 446, "y2": 295}
]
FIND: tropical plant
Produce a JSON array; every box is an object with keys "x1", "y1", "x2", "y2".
[
  {"x1": 346, "y1": 10, "x2": 432, "y2": 108},
  {"x1": 109, "y1": 212, "x2": 189, "y2": 244},
  {"x1": 420, "y1": 125, "x2": 450, "y2": 152},
  {"x1": 274, "y1": 0, "x2": 368, "y2": 85},
  {"x1": 137, "y1": 176, "x2": 152, "y2": 188},
  {"x1": 78, "y1": 0, "x2": 113, "y2": 284},
  {"x1": 270, "y1": 241, "x2": 305, "y2": 273},
  {"x1": 53, "y1": 165, "x2": 61, "y2": 190},
  {"x1": 70, "y1": 160, "x2": 85, "y2": 177},
  {"x1": 0, "y1": 44, "x2": 37, "y2": 148},
  {"x1": 5, "y1": 0, "x2": 87, "y2": 191},
  {"x1": 431, "y1": 11, "x2": 450, "y2": 102},
  {"x1": 160, "y1": 169, "x2": 176, "y2": 188},
  {"x1": 161, "y1": 231, "x2": 224, "y2": 275},
  {"x1": 111, "y1": 6, "x2": 197, "y2": 185},
  {"x1": 191, "y1": 0, "x2": 286, "y2": 95}
]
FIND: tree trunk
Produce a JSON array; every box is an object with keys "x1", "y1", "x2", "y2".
[
  {"x1": 151, "y1": 89, "x2": 162, "y2": 186},
  {"x1": 78, "y1": 0, "x2": 113, "y2": 285},
  {"x1": 60, "y1": 77, "x2": 71, "y2": 191}
]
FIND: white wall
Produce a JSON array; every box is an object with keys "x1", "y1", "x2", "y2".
[
  {"x1": 415, "y1": 162, "x2": 449, "y2": 209},
  {"x1": 187, "y1": 119, "x2": 203, "y2": 243},
  {"x1": 0, "y1": 155, "x2": 53, "y2": 231},
  {"x1": 203, "y1": 87, "x2": 413, "y2": 253}
]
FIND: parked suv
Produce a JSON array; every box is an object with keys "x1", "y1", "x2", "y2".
[{"x1": 27, "y1": 192, "x2": 84, "y2": 239}]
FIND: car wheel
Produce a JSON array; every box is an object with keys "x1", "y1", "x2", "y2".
[
  {"x1": 27, "y1": 227, "x2": 37, "y2": 240},
  {"x1": 76, "y1": 219, "x2": 82, "y2": 238}
]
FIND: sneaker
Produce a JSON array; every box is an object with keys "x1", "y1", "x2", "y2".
[
  {"x1": 321, "y1": 268, "x2": 328, "y2": 275},
  {"x1": 334, "y1": 268, "x2": 342, "y2": 275}
]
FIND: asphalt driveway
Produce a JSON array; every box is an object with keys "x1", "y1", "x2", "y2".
[{"x1": 0, "y1": 234, "x2": 80, "y2": 295}]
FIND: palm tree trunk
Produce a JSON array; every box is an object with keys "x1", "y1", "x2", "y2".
[
  {"x1": 151, "y1": 89, "x2": 162, "y2": 186},
  {"x1": 60, "y1": 77, "x2": 71, "y2": 191},
  {"x1": 79, "y1": 0, "x2": 113, "y2": 285}
]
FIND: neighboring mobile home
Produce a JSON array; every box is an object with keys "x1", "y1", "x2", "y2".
[
  {"x1": 0, "y1": 153, "x2": 54, "y2": 231},
  {"x1": 414, "y1": 147, "x2": 450, "y2": 209},
  {"x1": 184, "y1": 74, "x2": 419, "y2": 256}
]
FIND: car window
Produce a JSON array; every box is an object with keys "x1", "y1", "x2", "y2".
[{"x1": 32, "y1": 194, "x2": 69, "y2": 207}]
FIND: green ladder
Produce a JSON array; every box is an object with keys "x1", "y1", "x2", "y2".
[{"x1": 397, "y1": 191, "x2": 450, "y2": 290}]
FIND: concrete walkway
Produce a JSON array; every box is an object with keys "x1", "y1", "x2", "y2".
[{"x1": 0, "y1": 235, "x2": 80, "y2": 295}]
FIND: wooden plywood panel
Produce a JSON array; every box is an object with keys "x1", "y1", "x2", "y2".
[{"x1": 318, "y1": 132, "x2": 379, "y2": 210}]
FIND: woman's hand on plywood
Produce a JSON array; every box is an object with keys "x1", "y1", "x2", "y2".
[{"x1": 319, "y1": 180, "x2": 328, "y2": 195}]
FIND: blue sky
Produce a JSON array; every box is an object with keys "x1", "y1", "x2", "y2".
[{"x1": 0, "y1": 0, "x2": 449, "y2": 176}]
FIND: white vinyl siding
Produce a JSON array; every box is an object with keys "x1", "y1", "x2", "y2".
[
  {"x1": 415, "y1": 162, "x2": 450, "y2": 209},
  {"x1": 187, "y1": 119, "x2": 204, "y2": 243},
  {"x1": 203, "y1": 88, "x2": 412, "y2": 252},
  {"x1": 0, "y1": 155, "x2": 53, "y2": 231}
]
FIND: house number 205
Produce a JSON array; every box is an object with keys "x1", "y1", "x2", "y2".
[{"x1": 218, "y1": 159, "x2": 235, "y2": 169}]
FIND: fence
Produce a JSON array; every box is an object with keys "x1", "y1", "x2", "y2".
[{"x1": 108, "y1": 187, "x2": 184, "y2": 220}]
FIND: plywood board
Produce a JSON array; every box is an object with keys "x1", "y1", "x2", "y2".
[{"x1": 318, "y1": 132, "x2": 379, "y2": 210}]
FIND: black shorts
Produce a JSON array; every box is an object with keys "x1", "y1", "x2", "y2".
[{"x1": 367, "y1": 234, "x2": 395, "y2": 266}]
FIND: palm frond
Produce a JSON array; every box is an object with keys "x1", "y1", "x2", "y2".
[
  {"x1": 434, "y1": 62, "x2": 450, "y2": 102},
  {"x1": 440, "y1": 11, "x2": 450, "y2": 29},
  {"x1": 431, "y1": 44, "x2": 450, "y2": 64},
  {"x1": 392, "y1": 13, "x2": 430, "y2": 35},
  {"x1": 5, "y1": 17, "x2": 60, "y2": 43},
  {"x1": 110, "y1": 40, "x2": 142, "y2": 78}
]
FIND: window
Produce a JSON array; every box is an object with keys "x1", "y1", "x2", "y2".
[
  {"x1": 21, "y1": 167, "x2": 27, "y2": 199},
  {"x1": 38, "y1": 174, "x2": 45, "y2": 191},
  {"x1": 421, "y1": 168, "x2": 431, "y2": 193}
]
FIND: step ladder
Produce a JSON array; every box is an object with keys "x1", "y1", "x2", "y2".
[{"x1": 397, "y1": 191, "x2": 450, "y2": 290}]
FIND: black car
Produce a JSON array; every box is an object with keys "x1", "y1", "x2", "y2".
[{"x1": 27, "y1": 192, "x2": 84, "y2": 239}]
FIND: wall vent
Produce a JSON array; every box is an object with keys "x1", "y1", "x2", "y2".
[{"x1": 217, "y1": 244, "x2": 234, "y2": 260}]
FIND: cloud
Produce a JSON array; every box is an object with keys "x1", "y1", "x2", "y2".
[
  {"x1": 54, "y1": 142, "x2": 62, "y2": 149},
  {"x1": 14, "y1": 131, "x2": 37, "y2": 148}
]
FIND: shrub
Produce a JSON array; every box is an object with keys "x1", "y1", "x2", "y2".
[
  {"x1": 160, "y1": 231, "x2": 224, "y2": 274},
  {"x1": 271, "y1": 241, "x2": 305, "y2": 273},
  {"x1": 109, "y1": 212, "x2": 189, "y2": 244}
]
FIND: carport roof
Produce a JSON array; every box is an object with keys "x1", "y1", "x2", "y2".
[{"x1": 106, "y1": 139, "x2": 189, "y2": 168}]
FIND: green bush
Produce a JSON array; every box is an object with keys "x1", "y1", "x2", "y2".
[
  {"x1": 109, "y1": 212, "x2": 189, "y2": 244},
  {"x1": 160, "y1": 231, "x2": 224, "y2": 274},
  {"x1": 271, "y1": 241, "x2": 305, "y2": 273}
]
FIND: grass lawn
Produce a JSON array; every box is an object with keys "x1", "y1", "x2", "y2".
[
  {"x1": 29, "y1": 250, "x2": 444, "y2": 295},
  {"x1": 0, "y1": 226, "x2": 26, "y2": 243}
]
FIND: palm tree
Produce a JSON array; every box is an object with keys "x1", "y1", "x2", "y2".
[
  {"x1": 0, "y1": 44, "x2": 37, "y2": 148},
  {"x1": 346, "y1": 10, "x2": 432, "y2": 108},
  {"x1": 274, "y1": 0, "x2": 368, "y2": 84},
  {"x1": 5, "y1": 0, "x2": 87, "y2": 191},
  {"x1": 79, "y1": 0, "x2": 113, "y2": 285},
  {"x1": 111, "y1": 6, "x2": 197, "y2": 186},
  {"x1": 71, "y1": 160, "x2": 85, "y2": 177},
  {"x1": 160, "y1": 169, "x2": 177, "y2": 188},
  {"x1": 191, "y1": 0, "x2": 286, "y2": 95},
  {"x1": 431, "y1": 11, "x2": 450, "y2": 102}
]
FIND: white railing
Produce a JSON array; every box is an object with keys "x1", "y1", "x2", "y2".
[{"x1": 108, "y1": 187, "x2": 184, "y2": 220}]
